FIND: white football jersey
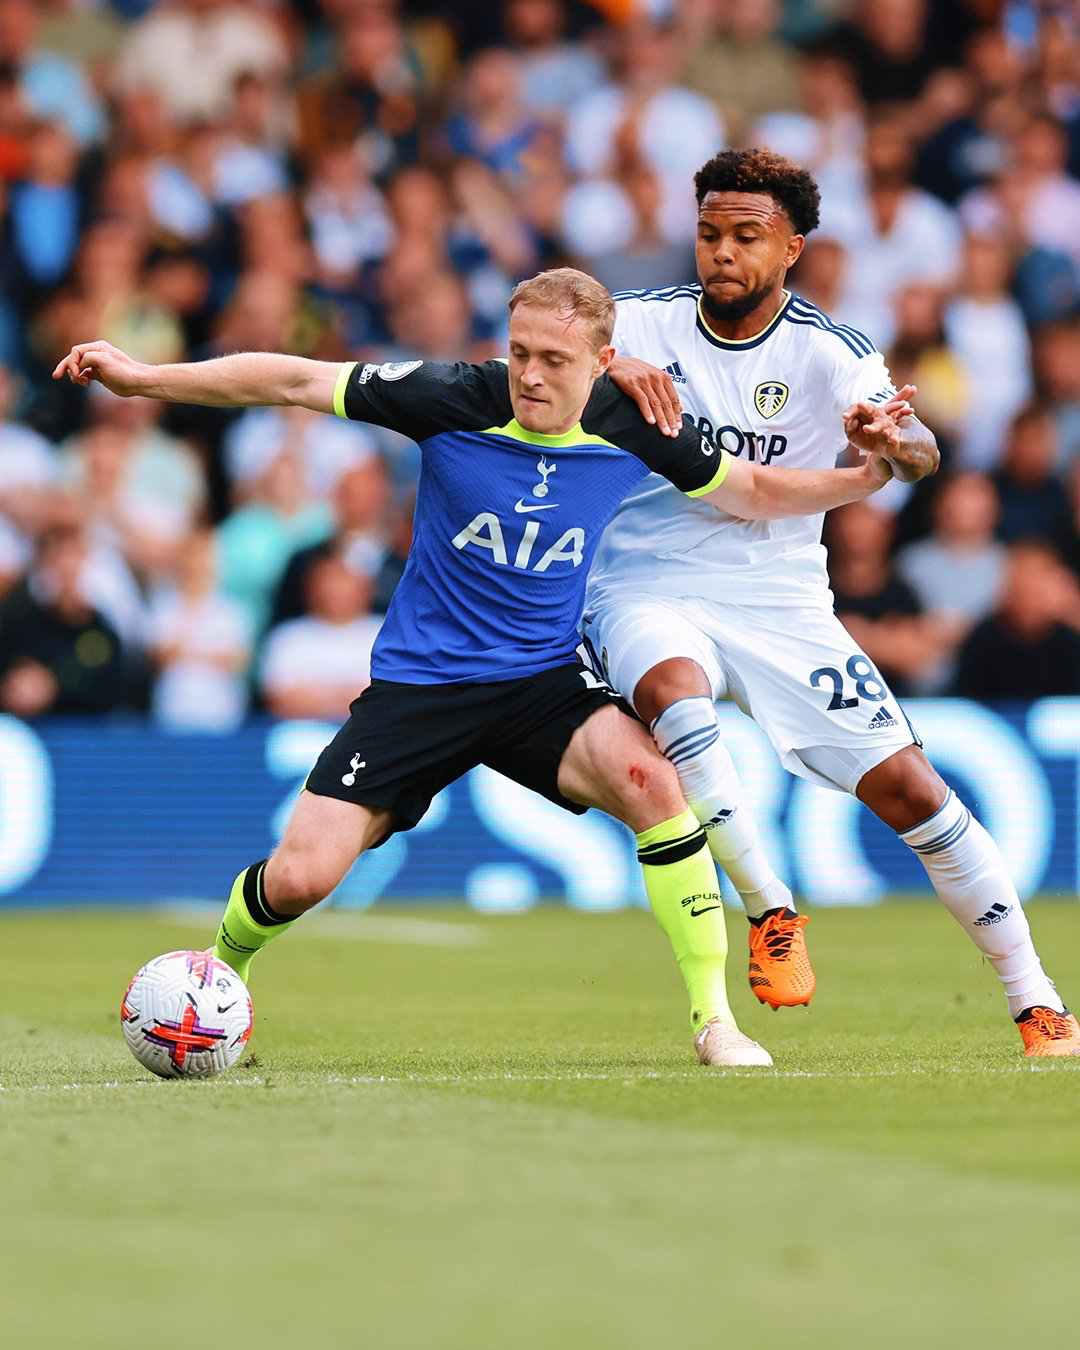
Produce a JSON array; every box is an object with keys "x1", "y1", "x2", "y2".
[{"x1": 587, "y1": 286, "x2": 897, "y2": 608}]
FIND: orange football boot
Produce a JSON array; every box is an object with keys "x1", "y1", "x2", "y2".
[
  {"x1": 748, "y1": 909, "x2": 816, "y2": 1010},
  {"x1": 1015, "y1": 1006, "x2": 1080, "y2": 1057}
]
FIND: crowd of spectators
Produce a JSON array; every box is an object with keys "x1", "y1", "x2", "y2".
[{"x1": 0, "y1": 0, "x2": 1078, "y2": 728}]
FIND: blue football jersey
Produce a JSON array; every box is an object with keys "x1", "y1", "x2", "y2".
[{"x1": 333, "y1": 359, "x2": 731, "y2": 683}]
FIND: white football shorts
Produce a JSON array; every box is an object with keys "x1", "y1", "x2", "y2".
[{"x1": 581, "y1": 594, "x2": 920, "y2": 794}]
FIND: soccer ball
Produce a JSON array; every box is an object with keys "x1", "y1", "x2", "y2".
[{"x1": 120, "y1": 951, "x2": 254, "y2": 1079}]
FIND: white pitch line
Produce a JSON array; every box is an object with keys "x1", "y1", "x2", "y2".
[
  {"x1": 159, "y1": 905, "x2": 486, "y2": 948},
  {"x1": 1, "y1": 1062, "x2": 1071, "y2": 1095},
  {"x1": 297, "y1": 912, "x2": 487, "y2": 947},
  {"x1": 322, "y1": 1063, "x2": 1073, "y2": 1083}
]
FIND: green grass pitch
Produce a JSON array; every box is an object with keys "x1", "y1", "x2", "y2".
[{"x1": 2, "y1": 899, "x2": 1078, "y2": 1349}]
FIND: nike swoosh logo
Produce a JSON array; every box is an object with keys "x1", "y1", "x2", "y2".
[
  {"x1": 514, "y1": 499, "x2": 559, "y2": 512},
  {"x1": 689, "y1": 905, "x2": 723, "y2": 917},
  {"x1": 217, "y1": 1001, "x2": 238, "y2": 1014}
]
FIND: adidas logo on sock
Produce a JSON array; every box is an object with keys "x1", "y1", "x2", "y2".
[
  {"x1": 703, "y1": 808, "x2": 736, "y2": 828},
  {"x1": 664, "y1": 361, "x2": 688, "y2": 384},
  {"x1": 974, "y1": 902, "x2": 1014, "y2": 926},
  {"x1": 867, "y1": 706, "x2": 898, "y2": 730}
]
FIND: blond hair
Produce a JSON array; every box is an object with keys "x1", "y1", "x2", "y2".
[{"x1": 508, "y1": 268, "x2": 615, "y2": 349}]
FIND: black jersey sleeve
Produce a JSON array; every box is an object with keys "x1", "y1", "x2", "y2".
[
  {"x1": 334, "y1": 359, "x2": 512, "y2": 441},
  {"x1": 581, "y1": 374, "x2": 734, "y2": 496}
]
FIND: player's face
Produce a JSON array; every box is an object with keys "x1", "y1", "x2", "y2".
[
  {"x1": 695, "y1": 191, "x2": 804, "y2": 326},
  {"x1": 507, "y1": 304, "x2": 615, "y2": 435}
]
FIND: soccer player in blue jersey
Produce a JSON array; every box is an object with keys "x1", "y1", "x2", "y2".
[
  {"x1": 54, "y1": 267, "x2": 903, "y2": 1066},
  {"x1": 590, "y1": 149, "x2": 1079, "y2": 1057}
]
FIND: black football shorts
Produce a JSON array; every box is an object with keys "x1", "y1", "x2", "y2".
[{"x1": 304, "y1": 662, "x2": 635, "y2": 839}]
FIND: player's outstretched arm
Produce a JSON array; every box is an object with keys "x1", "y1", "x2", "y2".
[
  {"x1": 52, "y1": 341, "x2": 343, "y2": 413},
  {"x1": 706, "y1": 449, "x2": 894, "y2": 519}
]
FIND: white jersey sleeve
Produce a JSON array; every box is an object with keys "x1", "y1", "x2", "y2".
[
  {"x1": 611, "y1": 298, "x2": 641, "y2": 353},
  {"x1": 611, "y1": 285, "x2": 700, "y2": 372},
  {"x1": 828, "y1": 346, "x2": 897, "y2": 416}
]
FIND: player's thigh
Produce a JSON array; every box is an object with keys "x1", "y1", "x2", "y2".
[
  {"x1": 282, "y1": 679, "x2": 489, "y2": 903},
  {"x1": 269, "y1": 789, "x2": 394, "y2": 906},
  {"x1": 481, "y1": 663, "x2": 683, "y2": 831},
  {"x1": 556, "y1": 702, "x2": 684, "y2": 830},
  {"x1": 582, "y1": 596, "x2": 727, "y2": 712},
  {"x1": 706, "y1": 604, "x2": 920, "y2": 795},
  {"x1": 306, "y1": 678, "x2": 483, "y2": 833}
]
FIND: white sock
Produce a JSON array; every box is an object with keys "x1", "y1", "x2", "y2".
[
  {"x1": 651, "y1": 697, "x2": 793, "y2": 920},
  {"x1": 900, "y1": 789, "x2": 1064, "y2": 1018}
]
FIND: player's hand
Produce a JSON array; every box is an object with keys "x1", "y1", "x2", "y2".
[
  {"x1": 842, "y1": 383, "x2": 916, "y2": 456},
  {"x1": 608, "y1": 355, "x2": 683, "y2": 437},
  {"x1": 51, "y1": 340, "x2": 149, "y2": 397},
  {"x1": 877, "y1": 385, "x2": 916, "y2": 425},
  {"x1": 846, "y1": 384, "x2": 940, "y2": 483}
]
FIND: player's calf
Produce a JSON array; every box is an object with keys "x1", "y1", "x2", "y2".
[
  {"x1": 212, "y1": 791, "x2": 392, "y2": 980},
  {"x1": 649, "y1": 693, "x2": 797, "y2": 918},
  {"x1": 561, "y1": 705, "x2": 767, "y2": 1055},
  {"x1": 213, "y1": 849, "x2": 347, "y2": 981},
  {"x1": 896, "y1": 784, "x2": 1068, "y2": 1030},
  {"x1": 214, "y1": 859, "x2": 297, "y2": 982}
]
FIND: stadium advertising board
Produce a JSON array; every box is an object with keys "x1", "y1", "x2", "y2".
[{"x1": 1, "y1": 699, "x2": 1077, "y2": 908}]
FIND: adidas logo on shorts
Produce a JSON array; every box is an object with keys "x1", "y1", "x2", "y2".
[
  {"x1": 664, "y1": 361, "x2": 688, "y2": 385},
  {"x1": 867, "y1": 706, "x2": 899, "y2": 730}
]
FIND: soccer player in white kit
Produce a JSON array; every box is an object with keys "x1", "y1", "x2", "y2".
[{"x1": 584, "y1": 148, "x2": 1079, "y2": 1057}]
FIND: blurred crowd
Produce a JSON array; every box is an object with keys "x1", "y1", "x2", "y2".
[{"x1": 0, "y1": 0, "x2": 1079, "y2": 730}]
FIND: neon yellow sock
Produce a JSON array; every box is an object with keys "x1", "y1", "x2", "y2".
[
  {"x1": 637, "y1": 808, "x2": 734, "y2": 1030},
  {"x1": 214, "y1": 861, "x2": 297, "y2": 983}
]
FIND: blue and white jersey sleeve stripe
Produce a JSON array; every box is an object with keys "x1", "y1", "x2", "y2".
[{"x1": 784, "y1": 298, "x2": 877, "y2": 359}]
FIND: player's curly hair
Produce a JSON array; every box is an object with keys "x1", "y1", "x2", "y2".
[{"x1": 694, "y1": 149, "x2": 821, "y2": 236}]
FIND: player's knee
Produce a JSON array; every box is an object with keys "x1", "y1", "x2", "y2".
[
  {"x1": 861, "y1": 750, "x2": 948, "y2": 832},
  {"x1": 634, "y1": 658, "x2": 711, "y2": 725},
  {"x1": 626, "y1": 749, "x2": 684, "y2": 816},
  {"x1": 895, "y1": 774, "x2": 949, "y2": 830},
  {"x1": 264, "y1": 851, "x2": 334, "y2": 912}
]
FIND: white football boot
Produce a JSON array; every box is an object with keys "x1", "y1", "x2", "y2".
[{"x1": 694, "y1": 1018, "x2": 773, "y2": 1067}]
